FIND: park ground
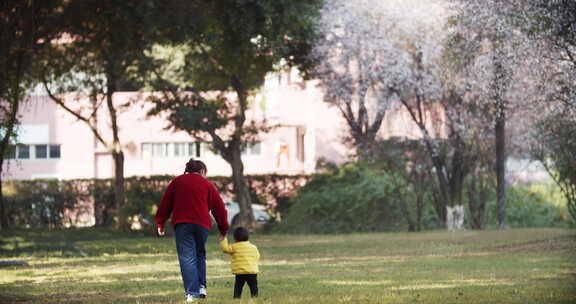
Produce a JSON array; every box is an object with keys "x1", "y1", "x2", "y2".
[{"x1": 0, "y1": 228, "x2": 575, "y2": 304}]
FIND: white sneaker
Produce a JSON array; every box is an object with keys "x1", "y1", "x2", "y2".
[
  {"x1": 185, "y1": 294, "x2": 198, "y2": 302},
  {"x1": 199, "y1": 286, "x2": 207, "y2": 298}
]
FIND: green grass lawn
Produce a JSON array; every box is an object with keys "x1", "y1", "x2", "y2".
[{"x1": 1, "y1": 228, "x2": 575, "y2": 303}]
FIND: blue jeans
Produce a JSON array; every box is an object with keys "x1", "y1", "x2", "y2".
[{"x1": 174, "y1": 223, "x2": 209, "y2": 297}]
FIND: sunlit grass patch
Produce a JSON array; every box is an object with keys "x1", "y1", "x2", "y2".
[
  {"x1": 320, "y1": 279, "x2": 394, "y2": 286},
  {"x1": 0, "y1": 228, "x2": 574, "y2": 303}
]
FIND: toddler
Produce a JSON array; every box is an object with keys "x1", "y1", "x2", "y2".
[{"x1": 219, "y1": 227, "x2": 260, "y2": 299}]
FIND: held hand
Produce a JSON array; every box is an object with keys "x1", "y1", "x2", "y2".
[
  {"x1": 156, "y1": 226, "x2": 166, "y2": 237},
  {"x1": 218, "y1": 234, "x2": 226, "y2": 241}
]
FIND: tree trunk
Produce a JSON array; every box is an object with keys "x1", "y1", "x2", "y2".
[
  {"x1": 398, "y1": 198, "x2": 416, "y2": 232},
  {"x1": 446, "y1": 204, "x2": 465, "y2": 231},
  {"x1": 112, "y1": 151, "x2": 126, "y2": 230},
  {"x1": 447, "y1": 158, "x2": 466, "y2": 231},
  {"x1": 468, "y1": 173, "x2": 488, "y2": 230},
  {"x1": 445, "y1": 188, "x2": 466, "y2": 231},
  {"x1": 446, "y1": 165, "x2": 465, "y2": 232},
  {"x1": 431, "y1": 189, "x2": 446, "y2": 228},
  {"x1": 0, "y1": 100, "x2": 21, "y2": 231},
  {"x1": 356, "y1": 138, "x2": 374, "y2": 162},
  {"x1": 495, "y1": 111, "x2": 507, "y2": 230},
  {"x1": 0, "y1": 177, "x2": 6, "y2": 231},
  {"x1": 230, "y1": 148, "x2": 255, "y2": 229},
  {"x1": 415, "y1": 179, "x2": 424, "y2": 232},
  {"x1": 0, "y1": 145, "x2": 11, "y2": 231}
]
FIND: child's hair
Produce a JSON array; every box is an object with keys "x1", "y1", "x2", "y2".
[
  {"x1": 184, "y1": 158, "x2": 207, "y2": 175},
  {"x1": 233, "y1": 227, "x2": 249, "y2": 242}
]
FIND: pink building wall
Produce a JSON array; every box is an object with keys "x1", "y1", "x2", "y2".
[
  {"x1": 3, "y1": 96, "x2": 95, "y2": 180},
  {"x1": 3, "y1": 76, "x2": 439, "y2": 180}
]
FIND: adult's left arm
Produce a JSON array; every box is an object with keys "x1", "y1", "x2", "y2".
[{"x1": 155, "y1": 179, "x2": 176, "y2": 236}]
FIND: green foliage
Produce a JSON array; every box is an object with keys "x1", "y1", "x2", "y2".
[
  {"x1": 0, "y1": 0, "x2": 64, "y2": 98},
  {"x1": 2, "y1": 180, "x2": 91, "y2": 229},
  {"x1": 91, "y1": 180, "x2": 116, "y2": 227},
  {"x1": 485, "y1": 183, "x2": 570, "y2": 228},
  {"x1": 1, "y1": 174, "x2": 309, "y2": 230},
  {"x1": 280, "y1": 163, "x2": 412, "y2": 234},
  {"x1": 121, "y1": 176, "x2": 171, "y2": 228},
  {"x1": 146, "y1": 0, "x2": 324, "y2": 154},
  {"x1": 40, "y1": 0, "x2": 163, "y2": 93},
  {"x1": 533, "y1": 112, "x2": 576, "y2": 222},
  {"x1": 0, "y1": 0, "x2": 67, "y2": 230},
  {"x1": 144, "y1": 0, "x2": 323, "y2": 227},
  {"x1": 4, "y1": 174, "x2": 569, "y2": 231}
]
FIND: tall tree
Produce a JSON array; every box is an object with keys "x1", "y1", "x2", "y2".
[
  {"x1": 310, "y1": 0, "x2": 398, "y2": 161},
  {"x1": 522, "y1": 0, "x2": 576, "y2": 222},
  {"x1": 451, "y1": 0, "x2": 538, "y2": 229},
  {"x1": 0, "y1": 0, "x2": 63, "y2": 230},
  {"x1": 533, "y1": 111, "x2": 576, "y2": 222},
  {"x1": 147, "y1": 0, "x2": 322, "y2": 228},
  {"x1": 312, "y1": 0, "x2": 491, "y2": 230},
  {"x1": 40, "y1": 0, "x2": 159, "y2": 229}
]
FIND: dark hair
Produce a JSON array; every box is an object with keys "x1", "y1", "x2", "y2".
[
  {"x1": 184, "y1": 158, "x2": 207, "y2": 175},
  {"x1": 233, "y1": 227, "x2": 249, "y2": 242}
]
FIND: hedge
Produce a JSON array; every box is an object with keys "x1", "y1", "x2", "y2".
[{"x1": 2, "y1": 174, "x2": 311, "y2": 229}]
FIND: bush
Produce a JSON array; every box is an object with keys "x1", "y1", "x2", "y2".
[
  {"x1": 2, "y1": 174, "x2": 309, "y2": 230},
  {"x1": 121, "y1": 176, "x2": 172, "y2": 229},
  {"x1": 485, "y1": 182, "x2": 570, "y2": 228},
  {"x1": 277, "y1": 163, "x2": 419, "y2": 234},
  {"x1": 3, "y1": 179, "x2": 92, "y2": 228}
]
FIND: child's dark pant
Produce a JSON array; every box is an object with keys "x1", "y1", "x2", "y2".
[{"x1": 233, "y1": 274, "x2": 258, "y2": 298}]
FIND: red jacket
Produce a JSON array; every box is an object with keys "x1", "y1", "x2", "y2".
[{"x1": 155, "y1": 173, "x2": 229, "y2": 236}]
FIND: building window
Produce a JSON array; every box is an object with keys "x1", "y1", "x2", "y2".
[
  {"x1": 188, "y1": 143, "x2": 198, "y2": 157},
  {"x1": 201, "y1": 142, "x2": 214, "y2": 157},
  {"x1": 166, "y1": 143, "x2": 174, "y2": 158},
  {"x1": 5, "y1": 144, "x2": 60, "y2": 160},
  {"x1": 142, "y1": 142, "x2": 202, "y2": 158},
  {"x1": 36, "y1": 145, "x2": 48, "y2": 159},
  {"x1": 17, "y1": 145, "x2": 30, "y2": 159},
  {"x1": 153, "y1": 143, "x2": 166, "y2": 157},
  {"x1": 242, "y1": 142, "x2": 261, "y2": 156},
  {"x1": 142, "y1": 143, "x2": 152, "y2": 157},
  {"x1": 195, "y1": 142, "x2": 201, "y2": 158},
  {"x1": 174, "y1": 143, "x2": 186, "y2": 157},
  {"x1": 49, "y1": 145, "x2": 61, "y2": 159},
  {"x1": 186, "y1": 142, "x2": 201, "y2": 158}
]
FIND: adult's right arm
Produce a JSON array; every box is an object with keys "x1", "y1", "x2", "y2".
[
  {"x1": 155, "y1": 180, "x2": 176, "y2": 230},
  {"x1": 208, "y1": 184, "x2": 229, "y2": 236}
]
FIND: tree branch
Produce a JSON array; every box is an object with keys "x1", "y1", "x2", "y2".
[{"x1": 42, "y1": 79, "x2": 109, "y2": 148}]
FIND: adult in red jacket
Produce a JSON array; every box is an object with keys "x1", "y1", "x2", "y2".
[{"x1": 155, "y1": 159, "x2": 229, "y2": 302}]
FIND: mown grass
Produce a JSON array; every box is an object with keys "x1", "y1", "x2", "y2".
[{"x1": 0, "y1": 228, "x2": 575, "y2": 303}]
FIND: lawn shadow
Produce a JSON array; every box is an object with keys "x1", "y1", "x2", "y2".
[
  {"x1": 0, "y1": 228, "x2": 170, "y2": 258},
  {"x1": 0, "y1": 293, "x2": 34, "y2": 303}
]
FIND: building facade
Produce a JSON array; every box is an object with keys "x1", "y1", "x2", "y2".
[{"x1": 3, "y1": 73, "x2": 433, "y2": 180}]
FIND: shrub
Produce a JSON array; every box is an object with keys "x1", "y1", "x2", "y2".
[
  {"x1": 278, "y1": 163, "x2": 417, "y2": 234},
  {"x1": 2, "y1": 174, "x2": 309, "y2": 229},
  {"x1": 121, "y1": 176, "x2": 172, "y2": 229},
  {"x1": 485, "y1": 182, "x2": 570, "y2": 228},
  {"x1": 3, "y1": 179, "x2": 92, "y2": 228}
]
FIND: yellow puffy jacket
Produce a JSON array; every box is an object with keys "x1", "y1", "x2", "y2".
[{"x1": 220, "y1": 238, "x2": 260, "y2": 275}]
